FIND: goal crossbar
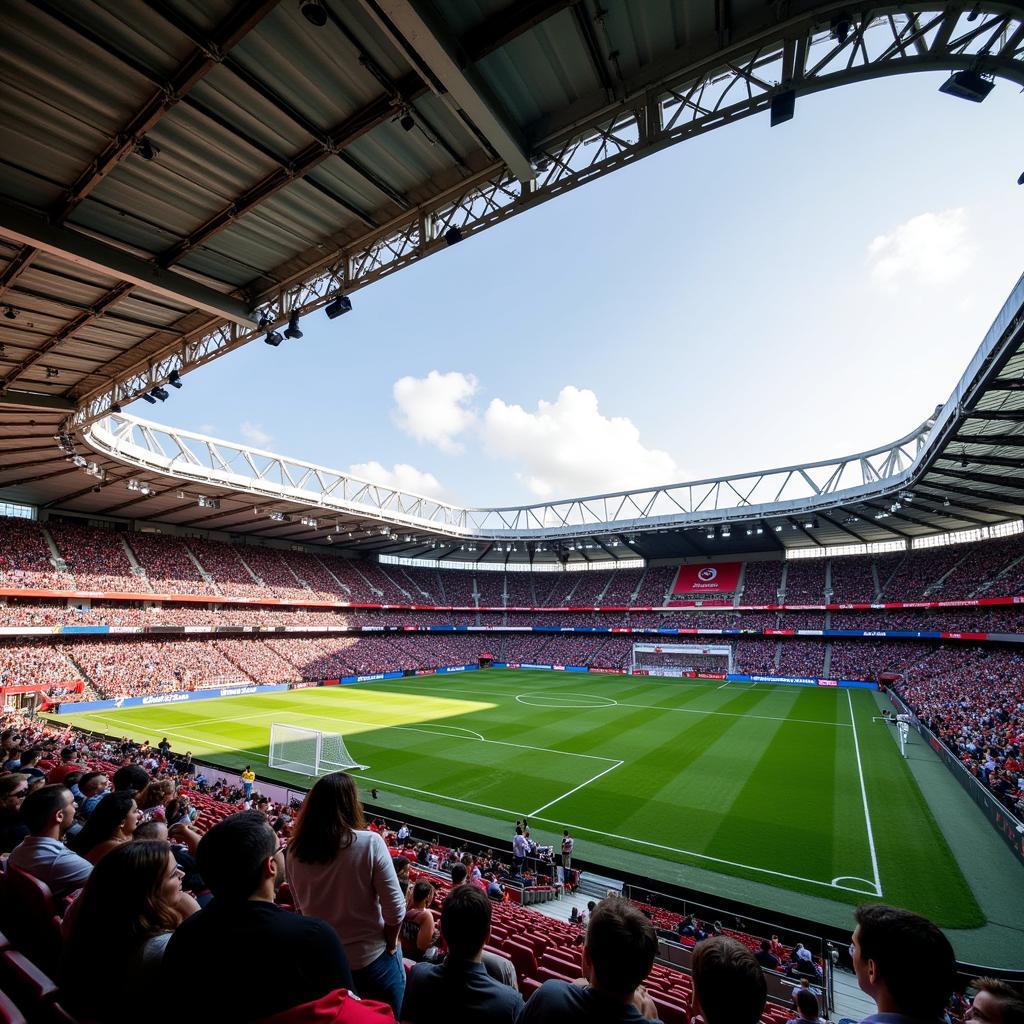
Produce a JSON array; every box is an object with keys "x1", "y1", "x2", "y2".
[{"x1": 268, "y1": 723, "x2": 368, "y2": 775}]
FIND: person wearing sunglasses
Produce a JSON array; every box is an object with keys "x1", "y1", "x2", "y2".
[{"x1": 0, "y1": 772, "x2": 29, "y2": 853}]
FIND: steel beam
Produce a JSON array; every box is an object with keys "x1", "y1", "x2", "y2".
[
  {"x1": 355, "y1": 1, "x2": 535, "y2": 180},
  {"x1": 0, "y1": 202, "x2": 257, "y2": 328},
  {"x1": 0, "y1": 391, "x2": 74, "y2": 412}
]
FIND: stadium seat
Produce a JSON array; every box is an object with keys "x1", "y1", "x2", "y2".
[
  {"x1": 521, "y1": 978, "x2": 542, "y2": 1001},
  {"x1": 652, "y1": 996, "x2": 689, "y2": 1024},
  {"x1": 501, "y1": 941, "x2": 538, "y2": 985},
  {"x1": 0, "y1": 992, "x2": 25, "y2": 1024},
  {"x1": 0, "y1": 952, "x2": 58, "y2": 1014},
  {"x1": 0, "y1": 870, "x2": 62, "y2": 974}
]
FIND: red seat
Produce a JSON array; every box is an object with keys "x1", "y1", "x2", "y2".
[
  {"x1": 501, "y1": 942, "x2": 537, "y2": 985},
  {"x1": 521, "y1": 978, "x2": 542, "y2": 1001},
  {"x1": 536, "y1": 966, "x2": 575, "y2": 985},
  {"x1": 0, "y1": 870, "x2": 62, "y2": 974},
  {"x1": 0, "y1": 951, "x2": 59, "y2": 1013},
  {"x1": 539, "y1": 953, "x2": 578, "y2": 977},
  {"x1": 652, "y1": 996, "x2": 689, "y2": 1024},
  {"x1": 0, "y1": 991, "x2": 25, "y2": 1024}
]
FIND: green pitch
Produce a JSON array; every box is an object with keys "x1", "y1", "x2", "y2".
[{"x1": 54, "y1": 671, "x2": 983, "y2": 927}]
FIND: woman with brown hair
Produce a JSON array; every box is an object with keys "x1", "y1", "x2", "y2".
[
  {"x1": 287, "y1": 772, "x2": 407, "y2": 1015},
  {"x1": 71, "y1": 789, "x2": 142, "y2": 864},
  {"x1": 62, "y1": 840, "x2": 200, "y2": 1021}
]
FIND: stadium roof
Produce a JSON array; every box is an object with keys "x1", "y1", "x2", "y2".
[{"x1": 1, "y1": 1, "x2": 1023, "y2": 563}]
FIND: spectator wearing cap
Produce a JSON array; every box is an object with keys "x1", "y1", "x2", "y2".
[
  {"x1": 402, "y1": 884, "x2": 523, "y2": 1024},
  {"x1": 690, "y1": 936, "x2": 768, "y2": 1024},
  {"x1": 851, "y1": 904, "x2": 956, "y2": 1024},
  {"x1": 162, "y1": 811, "x2": 364, "y2": 1021},
  {"x1": 8, "y1": 784, "x2": 92, "y2": 903},
  {"x1": 520, "y1": 897, "x2": 659, "y2": 1022}
]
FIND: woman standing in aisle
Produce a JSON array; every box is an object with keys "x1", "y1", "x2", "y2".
[{"x1": 287, "y1": 772, "x2": 407, "y2": 1015}]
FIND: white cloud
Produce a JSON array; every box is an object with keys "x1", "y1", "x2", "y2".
[
  {"x1": 482, "y1": 385, "x2": 683, "y2": 499},
  {"x1": 348, "y1": 460, "x2": 446, "y2": 499},
  {"x1": 239, "y1": 421, "x2": 272, "y2": 448},
  {"x1": 867, "y1": 209, "x2": 974, "y2": 288},
  {"x1": 393, "y1": 370, "x2": 477, "y2": 453}
]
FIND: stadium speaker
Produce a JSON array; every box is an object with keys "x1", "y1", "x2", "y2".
[
  {"x1": 264, "y1": 330, "x2": 284, "y2": 347},
  {"x1": 938, "y1": 70, "x2": 995, "y2": 102},
  {"x1": 770, "y1": 90, "x2": 796, "y2": 126},
  {"x1": 284, "y1": 313, "x2": 303, "y2": 339},
  {"x1": 444, "y1": 226, "x2": 463, "y2": 246}
]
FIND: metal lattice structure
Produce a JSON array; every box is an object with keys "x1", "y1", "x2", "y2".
[
  {"x1": 2, "y1": 1, "x2": 1024, "y2": 561},
  {"x1": 57, "y1": 3, "x2": 1024, "y2": 429}
]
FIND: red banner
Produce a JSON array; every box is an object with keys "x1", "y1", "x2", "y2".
[{"x1": 670, "y1": 562, "x2": 742, "y2": 596}]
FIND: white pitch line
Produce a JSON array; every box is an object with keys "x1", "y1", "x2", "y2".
[
  {"x1": 847, "y1": 689, "x2": 883, "y2": 898},
  {"x1": 717, "y1": 680, "x2": 731, "y2": 690},
  {"x1": 272, "y1": 708, "x2": 620, "y2": 763},
  {"x1": 80, "y1": 712, "x2": 868, "y2": 896},
  {"x1": 528, "y1": 760, "x2": 624, "y2": 817},
  {"x1": 355, "y1": 680, "x2": 850, "y2": 729}
]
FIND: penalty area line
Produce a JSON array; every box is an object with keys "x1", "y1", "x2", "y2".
[{"x1": 527, "y1": 760, "x2": 625, "y2": 817}]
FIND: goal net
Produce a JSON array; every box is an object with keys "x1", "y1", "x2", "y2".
[
  {"x1": 630, "y1": 642, "x2": 733, "y2": 677},
  {"x1": 268, "y1": 723, "x2": 368, "y2": 775}
]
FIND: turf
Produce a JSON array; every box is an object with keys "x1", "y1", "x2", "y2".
[{"x1": 53, "y1": 670, "x2": 984, "y2": 927}]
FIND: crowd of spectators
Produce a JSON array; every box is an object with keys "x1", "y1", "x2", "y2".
[
  {"x1": 741, "y1": 562, "x2": 783, "y2": 605},
  {"x1": 828, "y1": 556, "x2": 877, "y2": 603},
  {"x1": 0, "y1": 641, "x2": 83, "y2": 689},
  {"x1": 895, "y1": 647, "x2": 1024, "y2": 816},
  {"x1": 0, "y1": 516, "x2": 73, "y2": 590},
  {"x1": 125, "y1": 532, "x2": 215, "y2": 596},
  {"x1": 782, "y1": 561, "x2": 826, "y2": 604},
  {"x1": 47, "y1": 521, "x2": 139, "y2": 593}
]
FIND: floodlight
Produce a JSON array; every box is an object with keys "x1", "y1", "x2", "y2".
[
  {"x1": 150, "y1": 386, "x2": 169, "y2": 402},
  {"x1": 939, "y1": 70, "x2": 995, "y2": 102},
  {"x1": 325, "y1": 295, "x2": 352, "y2": 319},
  {"x1": 721, "y1": 526, "x2": 731, "y2": 538},
  {"x1": 142, "y1": 393, "x2": 157, "y2": 404},
  {"x1": 443, "y1": 226, "x2": 463, "y2": 246},
  {"x1": 831, "y1": 16, "x2": 851, "y2": 44},
  {"x1": 45, "y1": 366, "x2": 59, "y2": 378},
  {"x1": 770, "y1": 90, "x2": 796, "y2": 126},
  {"x1": 284, "y1": 312, "x2": 303, "y2": 339},
  {"x1": 300, "y1": 0, "x2": 327, "y2": 26},
  {"x1": 168, "y1": 370, "x2": 182, "y2": 389},
  {"x1": 264, "y1": 330, "x2": 284, "y2": 346},
  {"x1": 706, "y1": 528, "x2": 714, "y2": 540},
  {"x1": 775, "y1": 525, "x2": 783, "y2": 532},
  {"x1": 746, "y1": 528, "x2": 753, "y2": 536},
  {"x1": 756, "y1": 527, "x2": 763, "y2": 534}
]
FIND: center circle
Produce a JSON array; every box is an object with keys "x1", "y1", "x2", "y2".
[{"x1": 515, "y1": 692, "x2": 618, "y2": 709}]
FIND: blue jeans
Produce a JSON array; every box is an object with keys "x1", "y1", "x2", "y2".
[{"x1": 352, "y1": 947, "x2": 405, "y2": 1015}]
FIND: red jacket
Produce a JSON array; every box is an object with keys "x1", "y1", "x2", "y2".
[{"x1": 259, "y1": 989, "x2": 395, "y2": 1024}]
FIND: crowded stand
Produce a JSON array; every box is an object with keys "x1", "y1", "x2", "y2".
[
  {"x1": 741, "y1": 561, "x2": 783, "y2": 604},
  {"x1": 0, "y1": 641, "x2": 83, "y2": 688},
  {"x1": 633, "y1": 565, "x2": 677, "y2": 605},
  {"x1": 774, "y1": 641, "x2": 824, "y2": 678},
  {"x1": 280, "y1": 548, "x2": 351, "y2": 599},
  {"x1": 124, "y1": 532, "x2": 215, "y2": 596},
  {"x1": 0, "y1": 517, "x2": 72, "y2": 590},
  {"x1": 781, "y1": 560, "x2": 826, "y2": 604},
  {"x1": 474, "y1": 572, "x2": 506, "y2": 607},
  {"x1": 894, "y1": 647, "x2": 1024, "y2": 815},
  {"x1": 184, "y1": 537, "x2": 266, "y2": 599},
  {"x1": 503, "y1": 573, "x2": 534, "y2": 607},
  {"x1": 236, "y1": 545, "x2": 313, "y2": 601},
  {"x1": 827, "y1": 555, "x2": 877, "y2": 602},
  {"x1": 47, "y1": 521, "x2": 139, "y2": 593}
]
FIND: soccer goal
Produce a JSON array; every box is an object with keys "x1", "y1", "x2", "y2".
[
  {"x1": 630, "y1": 642, "x2": 733, "y2": 677},
  {"x1": 268, "y1": 723, "x2": 368, "y2": 775}
]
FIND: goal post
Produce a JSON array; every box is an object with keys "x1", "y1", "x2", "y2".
[
  {"x1": 268, "y1": 723, "x2": 368, "y2": 775},
  {"x1": 630, "y1": 642, "x2": 733, "y2": 677}
]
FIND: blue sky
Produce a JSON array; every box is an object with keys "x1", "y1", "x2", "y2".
[{"x1": 152, "y1": 71, "x2": 1024, "y2": 509}]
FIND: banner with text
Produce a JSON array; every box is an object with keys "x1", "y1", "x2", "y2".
[{"x1": 670, "y1": 562, "x2": 741, "y2": 597}]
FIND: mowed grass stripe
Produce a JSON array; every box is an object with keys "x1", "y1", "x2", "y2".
[{"x1": 53, "y1": 674, "x2": 985, "y2": 924}]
